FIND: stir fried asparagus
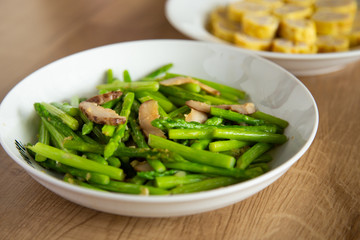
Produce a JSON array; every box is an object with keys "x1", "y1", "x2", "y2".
[{"x1": 27, "y1": 63, "x2": 289, "y2": 195}]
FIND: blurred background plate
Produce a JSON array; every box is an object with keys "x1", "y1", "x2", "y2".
[{"x1": 165, "y1": 0, "x2": 360, "y2": 76}]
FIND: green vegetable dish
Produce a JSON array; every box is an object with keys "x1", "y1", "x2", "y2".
[{"x1": 27, "y1": 63, "x2": 289, "y2": 195}]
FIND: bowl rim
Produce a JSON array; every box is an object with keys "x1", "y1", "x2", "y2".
[
  {"x1": 0, "y1": 39, "x2": 319, "y2": 203},
  {"x1": 165, "y1": 0, "x2": 360, "y2": 61}
]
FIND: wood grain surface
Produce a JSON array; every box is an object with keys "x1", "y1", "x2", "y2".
[{"x1": 0, "y1": 0, "x2": 359, "y2": 239}]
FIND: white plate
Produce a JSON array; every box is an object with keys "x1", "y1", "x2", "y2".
[
  {"x1": 0, "y1": 39, "x2": 318, "y2": 217},
  {"x1": 165, "y1": 0, "x2": 360, "y2": 76}
]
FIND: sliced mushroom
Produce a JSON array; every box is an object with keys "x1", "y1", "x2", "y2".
[
  {"x1": 160, "y1": 77, "x2": 220, "y2": 96},
  {"x1": 229, "y1": 103, "x2": 256, "y2": 115},
  {"x1": 79, "y1": 90, "x2": 125, "y2": 126},
  {"x1": 186, "y1": 100, "x2": 256, "y2": 115},
  {"x1": 185, "y1": 108, "x2": 208, "y2": 123},
  {"x1": 86, "y1": 90, "x2": 123, "y2": 105},
  {"x1": 138, "y1": 100, "x2": 166, "y2": 138},
  {"x1": 132, "y1": 160, "x2": 154, "y2": 172},
  {"x1": 186, "y1": 100, "x2": 211, "y2": 113},
  {"x1": 79, "y1": 101, "x2": 126, "y2": 125}
]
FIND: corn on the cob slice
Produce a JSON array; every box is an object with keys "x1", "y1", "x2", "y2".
[
  {"x1": 312, "y1": 10, "x2": 353, "y2": 35},
  {"x1": 316, "y1": 35, "x2": 350, "y2": 52},
  {"x1": 273, "y1": 4, "x2": 313, "y2": 19},
  {"x1": 280, "y1": 18, "x2": 317, "y2": 44},
  {"x1": 348, "y1": 10, "x2": 360, "y2": 47},
  {"x1": 211, "y1": 18, "x2": 242, "y2": 43},
  {"x1": 349, "y1": 29, "x2": 360, "y2": 48},
  {"x1": 285, "y1": 0, "x2": 315, "y2": 8},
  {"x1": 210, "y1": 6, "x2": 229, "y2": 23},
  {"x1": 244, "y1": 0, "x2": 284, "y2": 10},
  {"x1": 315, "y1": 0, "x2": 357, "y2": 17},
  {"x1": 272, "y1": 38, "x2": 317, "y2": 53},
  {"x1": 210, "y1": 7, "x2": 242, "y2": 43},
  {"x1": 242, "y1": 14, "x2": 280, "y2": 39},
  {"x1": 234, "y1": 33, "x2": 272, "y2": 50},
  {"x1": 228, "y1": 1, "x2": 271, "y2": 22}
]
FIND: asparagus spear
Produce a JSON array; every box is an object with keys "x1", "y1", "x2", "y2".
[
  {"x1": 83, "y1": 152, "x2": 108, "y2": 165},
  {"x1": 28, "y1": 143, "x2": 124, "y2": 180},
  {"x1": 146, "y1": 157, "x2": 166, "y2": 173},
  {"x1": 190, "y1": 139, "x2": 211, "y2": 150},
  {"x1": 136, "y1": 169, "x2": 178, "y2": 180},
  {"x1": 106, "y1": 156, "x2": 121, "y2": 168},
  {"x1": 92, "y1": 180, "x2": 169, "y2": 195},
  {"x1": 159, "y1": 85, "x2": 234, "y2": 105},
  {"x1": 236, "y1": 142, "x2": 272, "y2": 169},
  {"x1": 41, "y1": 160, "x2": 110, "y2": 185},
  {"x1": 155, "y1": 174, "x2": 208, "y2": 189},
  {"x1": 250, "y1": 111, "x2": 289, "y2": 129},
  {"x1": 41, "y1": 102, "x2": 79, "y2": 130},
  {"x1": 209, "y1": 140, "x2": 250, "y2": 152},
  {"x1": 168, "y1": 105, "x2": 190, "y2": 119},
  {"x1": 252, "y1": 153, "x2": 273, "y2": 163},
  {"x1": 148, "y1": 134, "x2": 236, "y2": 169},
  {"x1": 170, "y1": 177, "x2": 239, "y2": 194},
  {"x1": 210, "y1": 107, "x2": 265, "y2": 126},
  {"x1": 213, "y1": 128, "x2": 287, "y2": 144},
  {"x1": 34, "y1": 103, "x2": 83, "y2": 142},
  {"x1": 41, "y1": 118, "x2": 66, "y2": 150},
  {"x1": 64, "y1": 174, "x2": 107, "y2": 192},
  {"x1": 152, "y1": 118, "x2": 277, "y2": 132},
  {"x1": 97, "y1": 81, "x2": 159, "y2": 92},
  {"x1": 79, "y1": 111, "x2": 94, "y2": 135},
  {"x1": 163, "y1": 161, "x2": 263, "y2": 179},
  {"x1": 50, "y1": 102, "x2": 79, "y2": 117},
  {"x1": 63, "y1": 139, "x2": 104, "y2": 154},
  {"x1": 104, "y1": 92, "x2": 134, "y2": 159},
  {"x1": 142, "y1": 63, "x2": 173, "y2": 79},
  {"x1": 123, "y1": 70, "x2": 132, "y2": 82},
  {"x1": 35, "y1": 120, "x2": 50, "y2": 162},
  {"x1": 106, "y1": 69, "x2": 114, "y2": 83},
  {"x1": 128, "y1": 113, "x2": 149, "y2": 148},
  {"x1": 135, "y1": 90, "x2": 176, "y2": 113}
]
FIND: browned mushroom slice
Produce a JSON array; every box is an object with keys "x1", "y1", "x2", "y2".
[
  {"x1": 138, "y1": 100, "x2": 166, "y2": 138},
  {"x1": 160, "y1": 77, "x2": 220, "y2": 96},
  {"x1": 185, "y1": 108, "x2": 208, "y2": 123},
  {"x1": 185, "y1": 100, "x2": 211, "y2": 113},
  {"x1": 131, "y1": 160, "x2": 154, "y2": 172},
  {"x1": 86, "y1": 90, "x2": 123, "y2": 105},
  {"x1": 229, "y1": 103, "x2": 256, "y2": 115},
  {"x1": 186, "y1": 100, "x2": 256, "y2": 115},
  {"x1": 79, "y1": 101, "x2": 126, "y2": 125}
]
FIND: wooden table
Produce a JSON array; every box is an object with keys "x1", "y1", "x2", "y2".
[{"x1": 1, "y1": 0, "x2": 359, "y2": 239}]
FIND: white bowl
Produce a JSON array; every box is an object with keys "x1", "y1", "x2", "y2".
[
  {"x1": 0, "y1": 39, "x2": 318, "y2": 217},
  {"x1": 165, "y1": 0, "x2": 360, "y2": 76}
]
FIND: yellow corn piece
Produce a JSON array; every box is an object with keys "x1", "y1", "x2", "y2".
[
  {"x1": 211, "y1": 14, "x2": 242, "y2": 43},
  {"x1": 242, "y1": 14, "x2": 279, "y2": 39},
  {"x1": 228, "y1": 1, "x2": 270, "y2": 22},
  {"x1": 234, "y1": 33, "x2": 272, "y2": 50},
  {"x1": 272, "y1": 38, "x2": 317, "y2": 53},
  {"x1": 210, "y1": 6, "x2": 229, "y2": 23},
  {"x1": 315, "y1": 0, "x2": 357, "y2": 17},
  {"x1": 273, "y1": 4, "x2": 313, "y2": 19},
  {"x1": 244, "y1": 0, "x2": 284, "y2": 10},
  {"x1": 316, "y1": 35, "x2": 350, "y2": 52},
  {"x1": 348, "y1": 10, "x2": 360, "y2": 47},
  {"x1": 285, "y1": 0, "x2": 315, "y2": 8},
  {"x1": 312, "y1": 10, "x2": 353, "y2": 35},
  {"x1": 280, "y1": 18, "x2": 317, "y2": 44}
]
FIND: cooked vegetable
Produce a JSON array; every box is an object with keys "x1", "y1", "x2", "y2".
[
  {"x1": 27, "y1": 64, "x2": 289, "y2": 195},
  {"x1": 208, "y1": 1, "x2": 360, "y2": 53}
]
